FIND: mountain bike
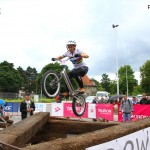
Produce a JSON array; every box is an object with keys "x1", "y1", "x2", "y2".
[{"x1": 41, "y1": 58, "x2": 86, "y2": 117}]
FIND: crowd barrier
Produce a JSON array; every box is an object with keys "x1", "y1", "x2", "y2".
[
  {"x1": 118, "y1": 104, "x2": 150, "y2": 122},
  {"x1": 50, "y1": 103, "x2": 114, "y2": 120},
  {"x1": 3, "y1": 102, "x2": 150, "y2": 122}
]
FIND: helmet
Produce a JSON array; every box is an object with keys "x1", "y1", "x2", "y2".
[{"x1": 66, "y1": 40, "x2": 76, "y2": 46}]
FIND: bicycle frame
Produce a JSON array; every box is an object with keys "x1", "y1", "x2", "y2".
[{"x1": 61, "y1": 67, "x2": 75, "y2": 97}]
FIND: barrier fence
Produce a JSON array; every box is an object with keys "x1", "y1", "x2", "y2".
[{"x1": 3, "y1": 102, "x2": 150, "y2": 122}]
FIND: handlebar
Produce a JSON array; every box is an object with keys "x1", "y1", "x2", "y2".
[
  {"x1": 52, "y1": 54, "x2": 81, "y2": 62},
  {"x1": 51, "y1": 56, "x2": 77, "y2": 62}
]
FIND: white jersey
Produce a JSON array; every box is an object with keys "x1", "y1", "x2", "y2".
[{"x1": 63, "y1": 49, "x2": 87, "y2": 68}]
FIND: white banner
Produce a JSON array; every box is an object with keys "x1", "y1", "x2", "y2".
[
  {"x1": 86, "y1": 127, "x2": 150, "y2": 150},
  {"x1": 35, "y1": 103, "x2": 47, "y2": 112},
  {"x1": 88, "y1": 104, "x2": 96, "y2": 118},
  {"x1": 50, "y1": 103, "x2": 64, "y2": 116}
]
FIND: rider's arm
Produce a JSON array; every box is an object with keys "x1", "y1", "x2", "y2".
[
  {"x1": 81, "y1": 53, "x2": 89, "y2": 58},
  {"x1": 55, "y1": 55, "x2": 65, "y2": 60}
]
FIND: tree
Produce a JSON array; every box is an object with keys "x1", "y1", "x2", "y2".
[
  {"x1": 140, "y1": 60, "x2": 150, "y2": 95},
  {"x1": 109, "y1": 81, "x2": 117, "y2": 95},
  {"x1": 0, "y1": 61, "x2": 23, "y2": 92},
  {"x1": 26, "y1": 67, "x2": 38, "y2": 93},
  {"x1": 101, "y1": 73, "x2": 110, "y2": 92},
  {"x1": 17, "y1": 66, "x2": 38, "y2": 93},
  {"x1": 91, "y1": 78, "x2": 103, "y2": 91},
  {"x1": 132, "y1": 85, "x2": 142, "y2": 96},
  {"x1": 118, "y1": 65, "x2": 138, "y2": 95},
  {"x1": 17, "y1": 66, "x2": 28, "y2": 89}
]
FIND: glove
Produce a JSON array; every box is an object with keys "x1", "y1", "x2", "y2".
[
  {"x1": 52, "y1": 58, "x2": 56, "y2": 61},
  {"x1": 74, "y1": 54, "x2": 81, "y2": 57}
]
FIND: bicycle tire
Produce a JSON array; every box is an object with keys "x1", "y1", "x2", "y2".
[
  {"x1": 42, "y1": 70, "x2": 60, "y2": 98},
  {"x1": 72, "y1": 94, "x2": 86, "y2": 117}
]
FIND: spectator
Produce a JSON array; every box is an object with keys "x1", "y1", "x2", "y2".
[
  {"x1": 55, "y1": 95, "x2": 61, "y2": 103},
  {"x1": 147, "y1": 96, "x2": 150, "y2": 103},
  {"x1": 55, "y1": 94, "x2": 66, "y2": 103},
  {"x1": 20, "y1": 93, "x2": 35, "y2": 120},
  {"x1": 92, "y1": 97, "x2": 99, "y2": 122},
  {"x1": 120, "y1": 95, "x2": 134, "y2": 123},
  {"x1": 132, "y1": 96, "x2": 139, "y2": 105},
  {"x1": 140, "y1": 93, "x2": 150, "y2": 104},
  {"x1": 117, "y1": 97, "x2": 123, "y2": 105}
]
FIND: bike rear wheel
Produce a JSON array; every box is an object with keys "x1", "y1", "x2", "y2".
[
  {"x1": 42, "y1": 70, "x2": 60, "y2": 98},
  {"x1": 72, "y1": 95, "x2": 86, "y2": 117}
]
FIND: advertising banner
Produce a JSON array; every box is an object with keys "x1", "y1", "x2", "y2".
[
  {"x1": 4, "y1": 102, "x2": 20, "y2": 112},
  {"x1": 35, "y1": 103, "x2": 47, "y2": 112},
  {"x1": 88, "y1": 104, "x2": 96, "y2": 119},
  {"x1": 63, "y1": 102, "x2": 88, "y2": 118},
  {"x1": 96, "y1": 104, "x2": 114, "y2": 121},
  {"x1": 86, "y1": 127, "x2": 150, "y2": 150},
  {"x1": 50, "y1": 103, "x2": 64, "y2": 116},
  {"x1": 118, "y1": 104, "x2": 150, "y2": 122}
]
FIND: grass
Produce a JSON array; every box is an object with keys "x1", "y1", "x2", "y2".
[{"x1": 4, "y1": 98, "x2": 56, "y2": 103}]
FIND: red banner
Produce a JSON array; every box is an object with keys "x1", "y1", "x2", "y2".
[
  {"x1": 63, "y1": 102, "x2": 88, "y2": 118},
  {"x1": 118, "y1": 104, "x2": 150, "y2": 122},
  {"x1": 96, "y1": 104, "x2": 114, "y2": 121}
]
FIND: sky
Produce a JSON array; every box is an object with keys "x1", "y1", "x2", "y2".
[{"x1": 0, "y1": 0, "x2": 150, "y2": 83}]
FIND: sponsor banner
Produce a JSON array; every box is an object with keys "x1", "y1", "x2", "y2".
[
  {"x1": 96, "y1": 104, "x2": 114, "y2": 121},
  {"x1": 4, "y1": 102, "x2": 47, "y2": 113},
  {"x1": 118, "y1": 104, "x2": 150, "y2": 122},
  {"x1": 35, "y1": 103, "x2": 47, "y2": 112},
  {"x1": 4, "y1": 102, "x2": 20, "y2": 112},
  {"x1": 86, "y1": 127, "x2": 150, "y2": 150},
  {"x1": 50, "y1": 103, "x2": 64, "y2": 116},
  {"x1": 88, "y1": 104, "x2": 96, "y2": 118},
  {"x1": 63, "y1": 103, "x2": 88, "y2": 118}
]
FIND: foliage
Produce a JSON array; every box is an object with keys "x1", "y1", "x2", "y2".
[
  {"x1": 109, "y1": 81, "x2": 117, "y2": 95},
  {"x1": 101, "y1": 73, "x2": 111, "y2": 92},
  {"x1": 17, "y1": 66, "x2": 38, "y2": 93},
  {"x1": 0, "y1": 61, "x2": 23, "y2": 92},
  {"x1": 132, "y1": 85, "x2": 142, "y2": 96},
  {"x1": 140, "y1": 60, "x2": 150, "y2": 95},
  {"x1": 118, "y1": 65, "x2": 138, "y2": 95},
  {"x1": 4, "y1": 98, "x2": 55, "y2": 103},
  {"x1": 91, "y1": 78, "x2": 103, "y2": 91}
]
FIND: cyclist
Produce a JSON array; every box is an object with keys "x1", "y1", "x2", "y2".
[{"x1": 52, "y1": 40, "x2": 89, "y2": 96}]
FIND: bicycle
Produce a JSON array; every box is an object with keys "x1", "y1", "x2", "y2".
[{"x1": 42, "y1": 58, "x2": 86, "y2": 117}]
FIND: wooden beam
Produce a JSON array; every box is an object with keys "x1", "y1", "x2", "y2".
[
  {"x1": 0, "y1": 112, "x2": 50, "y2": 148},
  {"x1": 30, "y1": 117, "x2": 119, "y2": 143}
]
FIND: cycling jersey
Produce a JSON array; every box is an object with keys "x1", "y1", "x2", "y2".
[{"x1": 63, "y1": 49, "x2": 87, "y2": 68}]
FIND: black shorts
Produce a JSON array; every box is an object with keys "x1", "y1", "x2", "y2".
[{"x1": 71, "y1": 66, "x2": 88, "y2": 77}]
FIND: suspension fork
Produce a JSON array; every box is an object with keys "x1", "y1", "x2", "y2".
[{"x1": 62, "y1": 69, "x2": 74, "y2": 96}]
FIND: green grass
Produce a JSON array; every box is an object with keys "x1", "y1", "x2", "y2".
[{"x1": 4, "y1": 98, "x2": 56, "y2": 103}]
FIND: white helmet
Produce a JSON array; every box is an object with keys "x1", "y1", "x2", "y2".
[{"x1": 66, "y1": 40, "x2": 76, "y2": 46}]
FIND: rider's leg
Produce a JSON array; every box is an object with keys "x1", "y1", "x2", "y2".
[
  {"x1": 60, "y1": 71, "x2": 82, "y2": 96},
  {"x1": 61, "y1": 66, "x2": 88, "y2": 95},
  {"x1": 70, "y1": 67, "x2": 88, "y2": 92}
]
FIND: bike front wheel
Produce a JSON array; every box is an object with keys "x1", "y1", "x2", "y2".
[
  {"x1": 42, "y1": 70, "x2": 60, "y2": 98},
  {"x1": 72, "y1": 95, "x2": 86, "y2": 117}
]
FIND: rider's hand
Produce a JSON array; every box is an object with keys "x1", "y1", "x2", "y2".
[
  {"x1": 52, "y1": 58, "x2": 56, "y2": 61},
  {"x1": 74, "y1": 54, "x2": 81, "y2": 57}
]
